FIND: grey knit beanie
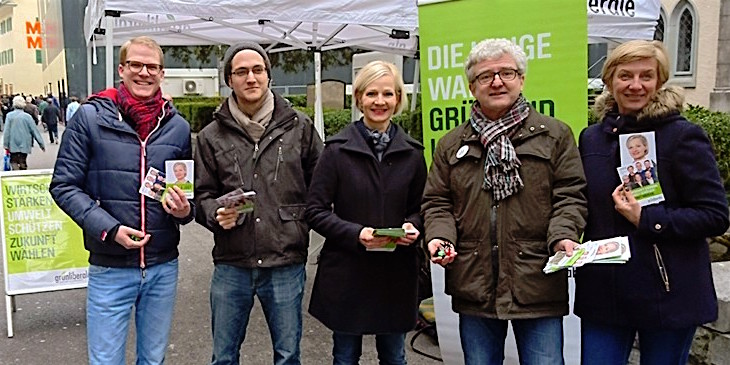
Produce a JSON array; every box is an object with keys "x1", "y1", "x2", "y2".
[{"x1": 223, "y1": 42, "x2": 271, "y2": 86}]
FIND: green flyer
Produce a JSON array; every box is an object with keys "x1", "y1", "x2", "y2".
[
  {"x1": 1, "y1": 172, "x2": 87, "y2": 295},
  {"x1": 418, "y1": 0, "x2": 588, "y2": 166}
]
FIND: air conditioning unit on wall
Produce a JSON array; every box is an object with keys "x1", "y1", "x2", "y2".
[{"x1": 182, "y1": 79, "x2": 202, "y2": 95}]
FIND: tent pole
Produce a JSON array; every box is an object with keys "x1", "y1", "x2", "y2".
[
  {"x1": 87, "y1": 43, "x2": 93, "y2": 96},
  {"x1": 411, "y1": 59, "x2": 420, "y2": 112},
  {"x1": 314, "y1": 50, "x2": 324, "y2": 141},
  {"x1": 105, "y1": 15, "x2": 114, "y2": 88}
]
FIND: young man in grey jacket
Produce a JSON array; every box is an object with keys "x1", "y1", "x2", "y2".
[{"x1": 194, "y1": 42, "x2": 322, "y2": 365}]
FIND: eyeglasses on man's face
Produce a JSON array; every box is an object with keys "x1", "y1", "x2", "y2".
[
  {"x1": 475, "y1": 68, "x2": 520, "y2": 85},
  {"x1": 125, "y1": 61, "x2": 162, "y2": 75},
  {"x1": 232, "y1": 66, "x2": 266, "y2": 78}
]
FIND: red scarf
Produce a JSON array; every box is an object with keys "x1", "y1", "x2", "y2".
[{"x1": 92, "y1": 82, "x2": 167, "y2": 141}]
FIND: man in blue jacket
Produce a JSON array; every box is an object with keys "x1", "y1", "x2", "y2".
[{"x1": 50, "y1": 36, "x2": 194, "y2": 365}]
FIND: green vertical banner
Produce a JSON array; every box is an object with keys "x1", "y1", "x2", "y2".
[
  {"x1": 418, "y1": 0, "x2": 588, "y2": 166},
  {"x1": 1, "y1": 172, "x2": 87, "y2": 295}
]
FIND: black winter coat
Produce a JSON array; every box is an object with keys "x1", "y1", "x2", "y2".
[
  {"x1": 305, "y1": 121, "x2": 427, "y2": 334},
  {"x1": 576, "y1": 86, "x2": 729, "y2": 329}
]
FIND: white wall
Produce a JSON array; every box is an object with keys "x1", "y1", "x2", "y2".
[{"x1": 161, "y1": 68, "x2": 219, "y2": 97}]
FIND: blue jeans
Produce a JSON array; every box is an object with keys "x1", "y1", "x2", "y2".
[
  {"x1": 332, "y1": 332, "x2": 406, "y2": 365},
  {"x1": 581, "y1": 319, "x2": 696, "y2": 365},
  {"x1": 86, "y1": 259, "x2": 179, "y2": 365},
  {"x1": 210, "y1": 263, "x2": 305, "y2": 365},
  {"x1": 459, "y1": 314, "x2": 564, "y2": 365}
]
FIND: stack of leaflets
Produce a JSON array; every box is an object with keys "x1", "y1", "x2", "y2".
[
  {"x1": 215, "y1": 188, "x2": 256, "y2": 213},
  {"x1": 543, "y1": 236, "x2": 631, "y2": 273},
  {"x1": 368, "y1": 228, "x2": 417, "y2": 252},
  {"x1": 139, "y1": 167, "x2": 168, "y2": 201}
]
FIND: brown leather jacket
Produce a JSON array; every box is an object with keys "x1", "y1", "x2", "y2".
[{"x1": 422, "y1": 107, "x2": 587, "y2": 319}]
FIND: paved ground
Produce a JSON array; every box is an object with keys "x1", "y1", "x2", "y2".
[{"x1": 0, "y1": 124, "x2": 443, "y2": 364}]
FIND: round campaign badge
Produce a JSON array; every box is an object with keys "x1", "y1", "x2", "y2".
[{"x1": 456, "y1": 145, "x2": 468, "y2": 159}]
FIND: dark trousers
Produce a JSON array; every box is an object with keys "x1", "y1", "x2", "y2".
[
  {"x1": 10, "y1": 152, "x2": 28, "y2": 170},
  {"x1": 48, "y1": 124, "x2": 58, "y2": 143}
]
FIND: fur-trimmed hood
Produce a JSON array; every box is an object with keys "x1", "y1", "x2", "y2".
[{"x1": 592, "y1": 85, "x2": 685, "y2": 122}]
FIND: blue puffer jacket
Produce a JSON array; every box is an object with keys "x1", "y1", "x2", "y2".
[{"x1": 50, "y1": 96, "x2": 194, "y2": 268}]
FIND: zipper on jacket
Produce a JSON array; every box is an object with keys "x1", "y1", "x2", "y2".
[
  {"x1": 653, "y1": 244, "x2": 670, "y2": 292},
  {"x1": 138, "y1": 141, "x2": 147, "y2": 269},
  {"x1": 234, "y1": 153, "x2": 245, "y2": 186},
  {"x1": 490, "y1": 204, "x2": 499, "y2": 289},
  {"x1": 274, "y1": 146, "x2": 283, "y2": 181},
  {"x1": 252, "y1": 143, "x2": 259, "y2": 161}
]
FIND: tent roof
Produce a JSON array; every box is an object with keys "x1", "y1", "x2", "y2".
[
  {"x1": 587, "y1": 0, "x2": 662, "y2": 43},
  {"x1": 85, "y1": 0, "x2": 419, "y2": 56}
]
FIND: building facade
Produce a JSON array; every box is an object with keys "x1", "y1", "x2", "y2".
[{"x1": 0, "y1": 0, "x2": 67, "y2": 97}]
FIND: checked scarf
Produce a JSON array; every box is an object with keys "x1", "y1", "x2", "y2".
[
  {"x1": 469, "y1": 95, "x2": 530, "y2": 201},
  {"x1": 92, "y1": 82, "x2": 170, "y2": 141}
]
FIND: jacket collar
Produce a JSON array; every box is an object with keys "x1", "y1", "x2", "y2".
[
  {"x1": 215, "y1": 92, "x2": 296, "y2": 137},
  {"x1": 593, "y1": 85, "x2": 684, "y2": 125},
  {"x1": 330, "y1": 122, "x2": 423, "y2": 158},
  {"x1": 458, "y1": 106, "x2": 548, "y2": 144}
]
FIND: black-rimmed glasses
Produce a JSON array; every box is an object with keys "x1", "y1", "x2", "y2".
[
  {"x1": 475, "y1": 68, "x2": 520, "y2": 85},
  {"x1": 125, "y1": 61, "x2": 162, "y2": 75},
  {"x1": 232, "y1": 66, "x2": 266, "y2": 78}
]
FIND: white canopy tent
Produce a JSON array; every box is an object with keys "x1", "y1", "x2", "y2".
[
  {"x1": 84, "y1": 0, "x2": 420, "y2": 138},
  {"x1": 588, "y1": 0, "x2": 662, "y2": 43},
  {"x1": 84, "y1": 0, "x2": 660, "y2": 138}
]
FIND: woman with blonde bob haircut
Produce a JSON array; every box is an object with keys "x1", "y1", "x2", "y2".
[
  {"x1": 353, "y1": 60, "x2": 408, "y2": 117},
  {"x1": 306, "y1": 60, "x2": 426, "y2": 364},
  {"x1": 577, "y1": 39, "x2": 729, "y2": 364}
]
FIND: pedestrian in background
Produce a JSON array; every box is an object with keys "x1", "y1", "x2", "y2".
[
  {"x1": 66, "y1": 96, "x2": 81, "y2": 124},
  {"x1": 41, "y1": 97, "x2": 61, "y2": 144},
  {"x1": 3, "y1": 95, "x2": 45, "y2": 170},
  {"x1": 23, "y1": 95, "x2": 40, "y2": 125}
]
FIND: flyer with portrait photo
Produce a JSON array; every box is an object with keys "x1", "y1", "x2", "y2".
[
  {"x1": 543, "y1": 236, "x2": 631, "y2": 273},
  {"x1": 165, "y1": 160, "x2": 194, "y2": 198},
  {"x1": 139, "y1": 167, "x2": 167, "y2": 201},
  {"x1": 617, "y1": 132, "x2": 665, "y2": 206},
  {"x1": 215, "y1": 188, "x2": 256, "y2": 214}
]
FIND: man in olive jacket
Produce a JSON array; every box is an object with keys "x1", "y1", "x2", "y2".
[
  {"x1": 194, "y1": 42, "x2": 322, "y2": 365},
  {"x1": 421, "y1": 39, "x2": 587, "y2": 364}
]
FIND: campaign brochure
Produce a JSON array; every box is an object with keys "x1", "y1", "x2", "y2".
[
  {"x1": 616, "y1": 132, "x2": 664, "y2": 206},
  {"x1": 368, "y1": 228, "x2": 417, "y2": 252},
  {"x1": 165, "y1": 160, "x2": 194, "y2": 198},
  {"x1": 139, "y1": 167, "x2": 167, "y2": 201},
  {"x1": 543, "y1": 236, "x2": 630, "y2": 273},
  {"x1": 215, "y1": 188, "x2": 256, "y2": 214}
]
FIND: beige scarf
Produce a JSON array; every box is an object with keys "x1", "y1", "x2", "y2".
[{"x1": 228, "y1": 90, "x2": 274, "y2": 143}]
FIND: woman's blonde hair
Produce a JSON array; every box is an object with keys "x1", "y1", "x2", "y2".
[
  {"x1": 602, "y1": 40, "x2": 670, "y2": 90},
  {"x1": 353, "y1": 60, "x2": 407, "y2": 116}
]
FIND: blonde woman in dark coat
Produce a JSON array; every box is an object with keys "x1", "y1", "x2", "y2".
[
  {"x1": 305, "y1": 60, "x2": 427, "y2": 365},
  {"x1": 577, "y1": 40, "x2": 729, "y2": 364}
]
